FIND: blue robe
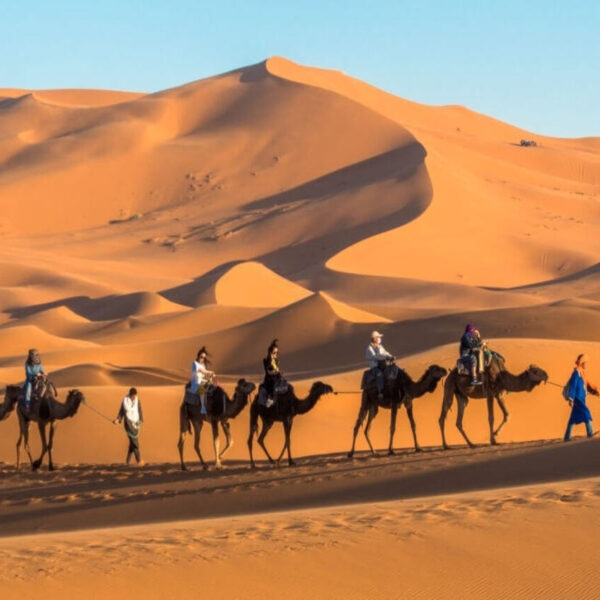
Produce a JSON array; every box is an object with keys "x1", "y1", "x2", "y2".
[{"x1": 567, "y1": 369, "x2": 591, "y2": 425}]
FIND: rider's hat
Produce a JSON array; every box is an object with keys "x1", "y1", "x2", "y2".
[{"x1": 371, "y1": 330, "x2": 383, "y2": 339}]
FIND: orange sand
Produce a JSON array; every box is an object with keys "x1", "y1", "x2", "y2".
[{"x1": 0, "y1": 56, "x2": 598, "y2": 598}]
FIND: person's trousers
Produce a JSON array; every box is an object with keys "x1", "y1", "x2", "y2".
[
  {"x1": 127, "y1": 436, "x2": 141, "y2": 462},
  {"x1": 564, "y1": 420, "x2": 593, "y2": 441}
]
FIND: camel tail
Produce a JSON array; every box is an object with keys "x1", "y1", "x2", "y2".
[{"x1": 179, "y1": 402, "x2": 192, "y2": 435}]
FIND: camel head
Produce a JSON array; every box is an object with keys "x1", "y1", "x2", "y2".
[
  {"x1": 66, "y1": 389, "x2": 85, "y2": 416},
  {"x1": 426, "y1": 365, "x2": 448, "y2": 391},
  {"x1": 5, "y1": 385, "x2": 21, "y2": 408},
  {"x1": 235, "y1": 379, "x2": 256, "y2": 397},
  {"x1": 526, "y1": 365, "x2": 548, "y2": 388},
  {"x1": 311, "y1": 381, "x2": 334, "y2": 398}
]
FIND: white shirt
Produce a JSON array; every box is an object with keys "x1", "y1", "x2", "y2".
[
  {"x1": 366, "y1": 343, "x2": 392, "y2": 368},
  {"x1": 122, "y1": 396, "x2": 140, "y2": 424},
  {"x1": 190, "y1": 359, "x2": 211, "y2": 392}
]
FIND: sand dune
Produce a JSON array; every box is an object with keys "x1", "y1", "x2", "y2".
[
  {"x1": 0, "y1": 56, "x2": 598, "y2": 599},
  {"x1": 0, "y1": 325, "x2": 97, "y2": 358},
  {"x1": 215, "y1": 261, "x2": 312, "y2": 307},
  {"x1": 0, "y1": 88, "x2": 143, "y2": 107}
]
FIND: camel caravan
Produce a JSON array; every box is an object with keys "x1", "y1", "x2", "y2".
[{"x1": 5, "y1": 324, "x2": 585, "y2": 473}]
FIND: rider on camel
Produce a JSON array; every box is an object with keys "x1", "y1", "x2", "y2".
[
  {"x1": 24, "y1": 349, "x2": 45, "y2": 411},
  {"x1": 190, "y1": 346, "x2": 214, "y2": 415},
  {"x1": 366, "y1": 331, "x2": 393, "y2": 400},
  {"x1": 460, "y1": 324, "x2": 484, "y2": 386}
]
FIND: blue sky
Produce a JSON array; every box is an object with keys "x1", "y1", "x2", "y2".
[{"x1": 1, "y1": 1, "x2": 598, "y2": 137}]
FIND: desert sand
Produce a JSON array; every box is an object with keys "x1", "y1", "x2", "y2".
[{"x1": 0, "y1": 57, "x2": 599, "y2": 597}]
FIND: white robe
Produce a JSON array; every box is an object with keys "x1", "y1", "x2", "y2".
[{"x1": 190, "y1": 360, "x2": 211, "y2": 393}]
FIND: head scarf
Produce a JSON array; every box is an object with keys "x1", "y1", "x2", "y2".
[
  {"x1": 465, "y1": 323, "x2": 477, "y2": 334},
  {"x1": 27, "y1": 349, "x2": 41, "y2": 365}
]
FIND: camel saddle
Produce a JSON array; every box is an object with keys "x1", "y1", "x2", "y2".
[
  {"x1": 361, "y1": 364, "x2": 400, "y2": 391},
  {"x1": 183, "y1": 384, "x2": 229, "y2": 415},
  {"x1": 257, "y1": 380, "x2": 290, "y2": 408},
  {"x1": 19, "y1": 378, "x2": 57, "y2": 418},
  {"x1": 456, "y1": 349, "x2": 505, "y2": 377},
  {"x1": 184, "y1": 383, "x2": 215, "y2": 406}
]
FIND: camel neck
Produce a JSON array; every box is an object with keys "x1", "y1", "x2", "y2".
[
  {"x1": 500, "y1": 370, "x2": 532, "y2": 392},
  {"x1": 404, "y1": 369, "x2": 433, "y2": 398},
  {"x1": 294, "y1": 388, "x2": 321, "y2": 414}
]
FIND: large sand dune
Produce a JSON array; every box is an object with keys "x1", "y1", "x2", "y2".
[{"x1": 0, "y1": 56, "x2": 598, "y2": 598}]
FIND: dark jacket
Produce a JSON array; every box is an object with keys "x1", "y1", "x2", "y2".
[
  {"x1": 263, "y1": 355, "x2": 281, "y2": 396},
  {"x1": 460, "y1": 332, "x2": 482, "y2": 357}
]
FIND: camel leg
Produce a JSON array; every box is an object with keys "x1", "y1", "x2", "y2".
[
  {"x1": 406, "y1": 400, "x2": 422, "y2": 452},
  {"x1": 247, "y1": 419, "x2": 257, "y2": 469},
  {"x1": 439, "y1": 389, "x2": 454, "y2": 450},
  {"x1": 364, "y1": 405, "x2": 378, "y2": 456},
  {"x1": 283, "y1": 420, "x2": 295, "y2": 467},
  {"x1": 388, "y1": 402, "x2": 399, "y2": 455},
  {"x1": 494, "y1": 394, "x2": 510, "y2": 436},
  {"x1": 16, "y1": 415, "x2": 33, "y2": 471},
  {"x1": 16, "y1": 431, "x2": 22, "y2": 471},
  {"x1": 192, "y1": 421, "x2": 208, "y2": 470},
  {"x1": 276, "y1": 434, "x2": 287, "y2": 464},
  {"x1": 212, "y1": 421, "x2": 222, "y2": 470},
  {"x1": 33, "y1": 422, "x2": 48, "y2": 471},
  {"x1": 257, "y1": 420, "x2": 275, "y2": 465},
  {"x1": 47, "y1": 422, "x2": 56, "y2": 471},
  {"x1": 456, "y1": 397, "x2": 476, "y2": 448},
  {"x1": 348, "y1": 393, "x2": 368, "y2": 458},
  {"x1": 219, "y1": 421, "x2": 233, "y2": 459},
  {"x1": 487, "y1": 392, "x2": 497, "y2": 445},
  {"x1": 177, "y1": 431, "x2": 187, "y2": 471}
]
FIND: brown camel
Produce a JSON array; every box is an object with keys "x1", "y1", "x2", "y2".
[
  {"x1": 247, "y1": 381, "x2": 333, "y2": 468},
  {"x1": 439, "y1": 360, "x2": 548, "y2": 449},
  {"x1": 348, "y1": 364, "x2": 448, "y2": 458},
  {"x1": 6, "y1": 384, "x2": 85, "y2": 471},
  {"x1": 0, "y1": 387, "x2": 18, "y2": 421},
  {"x1": 178, "y1": 379, "x2": 256, "y2": 471}
]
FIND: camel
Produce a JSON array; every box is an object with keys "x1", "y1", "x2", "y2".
[
  {"x1": 439, "y1": 359, "x2": 548, "y2": 449},
  {"x1": 0, "y1": 387, "x2": 18, "y2": 422},
  {"x1": 348, "y1": 364, "x2": 448, "y2": 458},
  {"x1": 178, "y1": 379, "x2": 256, "y2": 471},
  {"x1": 5, "y1": 384, "x2": 85, "y2": 471},
  {"x1": 247, "y1": 381, "x2": 333, "y2": 468}
]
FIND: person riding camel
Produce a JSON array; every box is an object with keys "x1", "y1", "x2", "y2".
[
  {"x1": 262, "y1": 339, "x2": 282, "y2": 407},
  {"x1": 24, "y1": 348, "x2": 45, "y2": 411},
  {"x1": 190, "y1": 346, "x2": 214, "y2": 415},
  {"x1": 460, "y1": 324, "x2": 484, "y2": 385},
  {"x1": 366, "y1": 331, "x2": 393, "y2": 400}
]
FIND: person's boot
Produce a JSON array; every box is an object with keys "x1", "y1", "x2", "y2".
[{"x1": 200, "y1": 397, "x2": 207, "y2": 415}]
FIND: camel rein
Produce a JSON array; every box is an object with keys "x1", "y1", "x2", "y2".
[{"x1": 81, "y1": 398, "x2": 117, "y2": 425}]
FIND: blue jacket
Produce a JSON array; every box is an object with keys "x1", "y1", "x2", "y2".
[
  {"x1": 567, "y1": 369, "x2": 592, "y2": 425},
  {"x1": 25, "y1": 362, "x2": 44, "y2": 383}
]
